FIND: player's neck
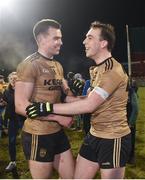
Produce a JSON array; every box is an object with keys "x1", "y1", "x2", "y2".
[
  {"x1": 94, "y1": 51, "x2": 112, "y2": 65},
  {"x1": 38, "y1": 49, "x2": 53, "y2": 59}
]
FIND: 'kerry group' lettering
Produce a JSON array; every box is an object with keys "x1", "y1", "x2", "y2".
[
  {"x1": 44, "y1": 79, "x2": 62, "y2": 91},
  {"x1": 44, "y1": 79, "x2": 62, "y2": 86}
]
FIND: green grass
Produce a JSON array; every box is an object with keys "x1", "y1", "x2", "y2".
[
  {"x1": 0, "y1": 87, "x2": 145, "y2": 179},
  {"x1": 124, "y1": 87, "x2": 145, "y2": 179}
]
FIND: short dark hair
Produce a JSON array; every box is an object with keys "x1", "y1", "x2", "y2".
[
  {"x1": 90, "y1": 21, "x2": 115, "y2": 52},
  {"x1": 33, "y1": 19, "x2": 61, "y2": 40}
]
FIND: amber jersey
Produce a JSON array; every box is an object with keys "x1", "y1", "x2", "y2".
[
  {"x1": 16, "y1": 52, "x2": 69, "y2": 135},
  {"x1": 89, "y1": 57, "x2": 130, "y2": 139}
]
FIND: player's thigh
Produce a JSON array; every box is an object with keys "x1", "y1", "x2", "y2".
[
  {"x1": 54, "y1": 149, "x2": 75, "y2": 179},
  {"x1": 21, "y1": 131, "x2": 56, "y2": 162},
  {"x1": 101, "y1": 167, "x2": 125, "y2": 179},
  {"x1": 29, "y1": 160, "x2": 53, "y2": 179},
  {"x1": 74, "y1": 154, "x2": 99, "y2": 179}
]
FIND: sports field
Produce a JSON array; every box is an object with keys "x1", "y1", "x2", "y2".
[{"x1": 0, "y1": 87, "x2": 145, "y2": 179}]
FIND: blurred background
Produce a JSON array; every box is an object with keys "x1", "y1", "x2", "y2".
[{"x1": 0, "y1": 0, "x2": 145, "y2": 80}]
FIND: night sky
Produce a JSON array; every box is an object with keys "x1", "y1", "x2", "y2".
[{"x1": 0, "y1": 0, "x2": 145, "y2": 78}]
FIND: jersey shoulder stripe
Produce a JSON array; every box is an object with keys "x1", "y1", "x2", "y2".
[
  {"x1": 24, "y1": 52, "x2": 40, "y2": 63},
  {"x1": 105, "y1": 58, "x2": 113, "y2": 71}
]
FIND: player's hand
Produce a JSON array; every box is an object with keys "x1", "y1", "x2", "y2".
[
  {"x1": 73, "y1": 79, "x2": 84, "y2": 89},
  {"x1": 26, "y1": 102, "x2": 53, "y2": 119},
  {"x1": 71, "y1": 79, "x2": 84, "y2": 96}
]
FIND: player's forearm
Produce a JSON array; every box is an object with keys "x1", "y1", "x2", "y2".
[
  {"x1": 35, "y1": 114, "x2": 69, "y2": 121},
  {"x1": 53, "y1": 93, "x2": 104, "y2": 115},
  {"x1": 25, "y1": 90, "x2": 105, "y2": 119},
  {"x1": 35, "y1": 114, "x2": 74, "y2": 127},
  {"x1": 15, "y1": 100, "x2": 31, "y2": 117},
  {"x1": 53, "y1": 99, "x2": 92, "y2": 115},
  {"x1": 65, "y1": 95, "x2": 85, "y2": 103}
]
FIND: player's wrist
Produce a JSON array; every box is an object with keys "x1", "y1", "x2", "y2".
[
  {"x1": 26, "y1": 101, "x2": 54, "y2": 118},
  {"x1": 46, "y1": 102, "x2": 53, "y2": 113}
]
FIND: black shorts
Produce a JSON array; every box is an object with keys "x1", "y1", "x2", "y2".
[
  {"x1": 21, "y1": 129, "x2": 71, "y2": 162},
  {"x1": 79, "y1": 132, "x2": 131, "y2": 169}
]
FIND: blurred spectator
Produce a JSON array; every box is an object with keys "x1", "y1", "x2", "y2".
[
  {"x1": 127, "y1": 79, "x2": 139, "y2": 164},
  {"x1": 82, "y1": 79, "x2": 91, "y2": 135},
  {"x1": 2, "y1": 72, "x2": 25, "y2": 172},
  {"x1": 0, "y1": 75, "x2": 7, "y2": 138}
]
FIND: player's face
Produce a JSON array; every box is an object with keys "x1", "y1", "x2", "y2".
[
  {"x1": 42, "y1": 27, "x2": 63, "y2": 57},
  {"x1": 83, "y1": 28, "x2": 104, "y2": 59}
]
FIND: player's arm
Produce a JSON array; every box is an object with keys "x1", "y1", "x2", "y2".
[
  {"x1": 15, "y1": 82, "x2": 74, "y2": 127},
  {"x1": 26, "y1": 86, "x2": 109, "y2": 118},
  {"x1": 44, "y1": 114, "x2": 74, "y2": 128},
  {"x1": 26, "y1": 70, "x2": 124, "y2": 121},
  {"x1": 65, "y1": 95, "x2": 86, "y2": 103},
  {"x1": 15, "y1": 81, "x2": 34, "y2": 116},
  {"x1": 52, "y1": 88, "x2": 107, "y2": 115}
]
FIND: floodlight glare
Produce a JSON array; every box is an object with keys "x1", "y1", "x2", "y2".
[{"x1": 0, "y1": 0, "x2": 12, "y2": 9}]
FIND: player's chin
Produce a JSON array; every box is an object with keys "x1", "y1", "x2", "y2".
[
  {"x1": 85, "y1": 53, "x2": 91, "y2": 58},
  {"x1": 55, "y1": 50, "x2": 60, "y2": 54}
]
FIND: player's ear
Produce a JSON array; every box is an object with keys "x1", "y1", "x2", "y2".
[
  {"x1": 37, "y1": 34, "x2": 43, "y2": 44},
  {"x1": 101, "y1": 40, "x2": 108, "y2": 48}
]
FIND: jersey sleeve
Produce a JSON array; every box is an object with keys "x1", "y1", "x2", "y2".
[
  {"x1": 16, "y1": 60, "x2": 37, "y2": 83},
  {"x1": 97, "y1": 70, "x2": 122, "y2": 95}
]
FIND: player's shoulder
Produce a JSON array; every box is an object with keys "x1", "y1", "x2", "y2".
[
  {"x1": 24, "y1": 52, "x2": 41, "y2": 63},
  {"x1": 17, "y1": 52, "x2": 40, "y2": 71},
  {"x1": 102, "y1": 57, "x2": 122, "y2": 72},
  {"x1": 103, "y1": 57, "x2": 114, "y2": 72}
]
